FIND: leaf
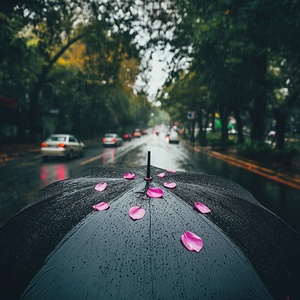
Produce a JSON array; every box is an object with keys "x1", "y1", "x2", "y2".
[
  {"x1": 181, "y1": 231, "x2": 203, "y2": 252},
  {"x1": 124, "y1": 172, "x2": 135, "y2": 179},
  {"x1": 164, "y1": 182, "x2": 176, "y2": 189},
  {"x1": 92, "y1": 202, "x2": 110, "y2": 211},
  {"x1": 129, "y1": 206, "x2": 146, "y2": 220},
  {"x1": 157, "y1": 172, "x2": 166, "y2": 178},
  {"x1": 166, "y1": 169, "x2": 176, "y2": 173},
  {"x1": 147, "y1": 187, "x2": 164, "y2": 198},
  {"x1": 95, "y1": 182, "x2": 107, "y2": 192},
  {"x1": 194, "y1": 202, "x2": 211, "y2": 214}
]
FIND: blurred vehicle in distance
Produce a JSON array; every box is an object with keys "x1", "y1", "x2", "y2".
[
  {"x1": 122, "y1": 133, "x2": 132, "y2": 141},
  {"x1": 133, "y1": 129, "x2": 142, "y2": 138},
  {"x1": 142, "y1": 129, "x2": 148, "y2": 135},
  {"x1": 41, "y1": 134, "x2": 85, "y2": 161},
  {"x1": 102, "y1": 133, "x2": 123, "y2": 147},
  {"x1": 168, "y1": 131, "x2": 180, "y2": 144}
]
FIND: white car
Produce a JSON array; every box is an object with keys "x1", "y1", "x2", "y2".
[
  {"x1": 41, "y1": 134, "x2": 85, "y2": 161},
  {"x1": 168, "y1": 131, "x2": 180, "y2": 144},
  {"x1": 102, "y1": 133, "x2": 123, "y2": 147}
]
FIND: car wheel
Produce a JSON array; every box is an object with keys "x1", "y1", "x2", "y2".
[{"x1": 68, "y1": 150, "x2": 74, "y2": 160}]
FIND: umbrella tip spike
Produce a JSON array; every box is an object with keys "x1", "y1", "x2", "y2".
[{"x1": 144, "y1": 151, "x2": 152, "y2": 181}]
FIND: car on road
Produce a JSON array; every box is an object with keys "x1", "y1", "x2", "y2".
[
  {"x1": 168, "y1": 131, "x2": 180, "y2": 144},
  {"x1": 133, "y1": 129, "x2": 142, "y2": 138},
  {"x1": 41, "y1": 134, "x2": 85, "y2": 161},
  {"x1": 122, "y1": 133, "x2": 132, "y2": 141},
  {"x1": 102, "y1": 133, "x2": 123, "y2": 147}
]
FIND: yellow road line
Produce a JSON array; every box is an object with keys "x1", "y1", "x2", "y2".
[
  {"x1": 194, "y1": 146, "x2": 300, "y2": 190},
  {"x1": 80, "y1": 154, "x2": 103, "y2": 166}
]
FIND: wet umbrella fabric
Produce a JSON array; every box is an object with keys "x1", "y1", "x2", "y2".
[{"x1": 0, "y1": 165, "x2": 300, "y2": 299}]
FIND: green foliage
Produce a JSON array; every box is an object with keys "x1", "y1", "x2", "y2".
[
  {"x1": 236, "y1": 141, "x2": 273, "y2": 163},
  {"x1": 0, "y1": 0, "x2": 152, "y2": 141},
  {"x1": 157, "y1": 0, "x2": 300, "y2": 146},
  {"x1": 236, "y1": 141, "x2": 299, "y2": 165}
]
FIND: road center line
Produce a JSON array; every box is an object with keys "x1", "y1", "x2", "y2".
[{"x1": 80, "y1": 154, "x2": 104, "y2": 165}]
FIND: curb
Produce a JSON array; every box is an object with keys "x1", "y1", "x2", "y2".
[{"x1": 191, "y1": 145, "x2": 300, "y2": 190}]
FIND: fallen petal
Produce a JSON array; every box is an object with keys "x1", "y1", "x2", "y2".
[
  {"x1": 129, "y1": 206, "x2": 146, "y2": 220},
  {"x1": 147, "y1": 187, "x2": 164, "y2": 198},
  {"x1": 194, "y1": 202, "x2": 211, "y2": 214},
  {"x1": 166, "y1": 169, "x2": 176, "y2": 173},
  {"x1": 181, "y1": 231, "x2": 203, "y2": 252},
  {"x1": 164, "y1": 182, "x2": 176, "y2": 189},
  {"x1": 157, "y1": 172, "x2": 166, "y2": 178},
  {"x1": 93, "y1": 202, "x2": 110, "y2": 211},
  {"x1": 95, "y1": 182, "x2": 107, "y2": 192},
  {"x1": 124, "y1": 172, "x2": 135, "y2": 179}
]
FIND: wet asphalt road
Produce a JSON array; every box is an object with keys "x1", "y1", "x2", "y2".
[{"x1": 0, "y1": 132, "x2": 299, "y2": 233}]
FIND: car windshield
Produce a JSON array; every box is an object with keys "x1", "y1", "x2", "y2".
[
  {"x1": 105, "y1": 134, "x2": 117, "y2": 138},
  {"x1": 48, "y1": 136, "x2": 66, "y2": 142}
]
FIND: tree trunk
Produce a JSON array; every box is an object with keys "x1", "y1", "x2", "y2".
[
  {"x1": 219, "y1": 105, "x2": 229, "y2": 142},
  {"x1": 28, "y1": 83, "x2": 43, "y2": 141},
  {"x1": 28, "y1": 35, "x2": 82, "y2": 141},
  {"x1": 197, "y1": 110, "x2": 203, "y2": 144},
  {"x1": 250, "y1": 52, "x2": 268, "y2": 141},
  {"x1": 234, "y1": 106, "x2": 244, "y2": 144},
  {"x1": 273, "y1": 106, "x2": 286, "y2": 149}
]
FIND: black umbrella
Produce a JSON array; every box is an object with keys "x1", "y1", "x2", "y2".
[{"x1": 0, "y1": 152, "x2": 300, "y2": 299}]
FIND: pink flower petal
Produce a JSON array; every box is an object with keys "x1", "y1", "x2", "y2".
[
  {"x1": 194, "y1": 202, "x2": 211, "y2": 214},
  {"x1": 164, "y1": 182, "x2": 176, "y2": 189},
  {"x1": 95, "y1": 182, "x2": 107, "y2": 192},
  {"x1": 129, "y1": 206, "x2": 146, "y2": 220},
  {"x1": 147, "y1": 187, "x2": 164, "y2": 198},
  {"x1": 181, "y1": 231, "x2": 203, "y2": 252},
  {"x1": 92, "y1": 202, "x2": 110, "y2": 211},
  {"x1": 124, "y1": 172, "x2": 135, "y2": 179},
  {"x1": 166, "y1": 169, "x2": 176, "y2": 173},
  {"x1": 157, "y1": 172, "x2": 166, "y2": 178}
]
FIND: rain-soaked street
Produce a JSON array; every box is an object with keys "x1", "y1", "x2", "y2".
[{"x1": 0, "y1": 131, "x2": 299, "y2": 233}]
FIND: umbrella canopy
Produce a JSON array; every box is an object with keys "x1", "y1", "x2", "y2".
[{"x1": 0, "y1": 156, "x2": 300, "y2": 299}]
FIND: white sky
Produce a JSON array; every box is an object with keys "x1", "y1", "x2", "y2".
[{"x1": 135, "y1": 45, "x2": 173, "y2": 102}]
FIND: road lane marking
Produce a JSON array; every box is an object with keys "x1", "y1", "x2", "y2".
[
  {"x1": 80, "y1": 154, "x2": 104, "y2": 165},
  {"x1": 193, "y1": 146, "x2": 300, "y2": 190}
]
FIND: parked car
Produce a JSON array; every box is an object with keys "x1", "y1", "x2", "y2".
[
  {"x1": 102, "y1": 133, "x2": 123, "y2": 147},
  {"x1": 122, "y1": 133, "x2": 132, "y2": 141},
  {"x1": 41, "y1": 134, "x2": 85, "y2": 161},
  {"x1": 168, "y1": 131, "x2": 180, "y2": 144},
  {"x1": 133, "y1": 129, "x2": 142, "y2": 138}
]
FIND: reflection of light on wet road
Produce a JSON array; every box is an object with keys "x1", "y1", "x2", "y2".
[
  {"x1": 102, "y1": 148, "x2": 115, "y2": 165},
  {"x1": 40, "y1": 164, "x2": 68, "y2": 188}
]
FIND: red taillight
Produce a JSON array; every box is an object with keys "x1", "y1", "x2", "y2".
[
  {"x1": 111, "y1": 138, "x2": 116, "y2": 142},
  {"x1": 41, "y1": 142, "x2": 47, "y2": 147},
  {"x1": 58, "y1": 143, "x2": 66, "y2": 148},
  {"x1": 124, "y1": 134, "x2": 128, "y2": 138},
  {"x1": 102, "y1": 138, "x2": 106, "y2": 142}
]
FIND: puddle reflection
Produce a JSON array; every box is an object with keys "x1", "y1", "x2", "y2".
[
  {"x1": 102, "y1": 148, "x2": 116, "y2": 165},
  {"x1": 40, "y1": 164, "x2": 68, "y2": 188}
]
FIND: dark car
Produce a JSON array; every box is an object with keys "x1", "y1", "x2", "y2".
[{"x1": 122, "y1": 133, "x2": 132, "y2": 141}]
